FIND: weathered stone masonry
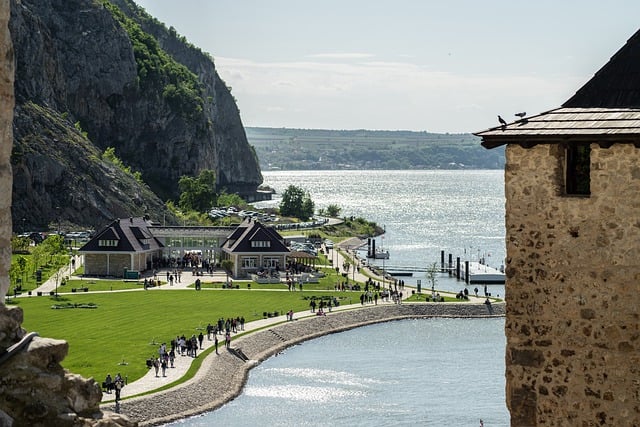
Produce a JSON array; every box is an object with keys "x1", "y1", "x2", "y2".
[{"x1": 504, "y1": 143, "x2": 640, "y2": 426}]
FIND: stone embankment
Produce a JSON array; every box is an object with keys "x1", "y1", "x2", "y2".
[{"x1": 106, "y1": 302, "x2": 504, "y2": 426}]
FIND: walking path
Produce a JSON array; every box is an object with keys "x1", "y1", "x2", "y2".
[
  {"x1": 101, "y1": 242, "x2": 406, "y2": 402},
  {"x1": 26, "y1": 240, "x2": 487, "y2": 404}
]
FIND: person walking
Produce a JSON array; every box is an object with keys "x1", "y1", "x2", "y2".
[
  {"x1": 161, "y1": 357, "x2": 167, "y2": 377},
  {"x1": 114, "y1": 378, "x2": 123, "y2": 402}
]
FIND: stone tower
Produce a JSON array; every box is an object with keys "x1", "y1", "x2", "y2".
[{"x1": 476, "y1": 30, "x2": 640, "y2": 426}]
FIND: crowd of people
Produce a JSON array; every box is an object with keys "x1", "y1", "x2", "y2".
[{"x1": 139, "y1": 316, "x2": 248, "y2": 381}]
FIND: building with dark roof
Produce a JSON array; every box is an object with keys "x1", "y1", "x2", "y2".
[
  {"x1": 475, "y1": 29, "x2": 640, "y2": 426},
  {"x1": 79, "y1": 217, "x2": 164, "y2": 277},
  {"x1": 220, "y1": 218, "x2": 290, "y2": 278}
]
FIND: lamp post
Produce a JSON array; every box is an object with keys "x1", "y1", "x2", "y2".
[
  {"x1": 56, "y1": 206, "x2": 61, "y2": 235},
  {"x1": 69, "y1": 248, "x2": 73, "y2": 277},
  {"x1": 352, "y1": 250, "x2": 356, "y2": 283}
]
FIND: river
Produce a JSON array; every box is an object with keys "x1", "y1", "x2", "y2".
[{"x1": 167, "y1": 170, "x2": 509, "y2": 426}]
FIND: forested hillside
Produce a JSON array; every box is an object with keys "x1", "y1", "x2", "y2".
[{"x1": 246, "y1": 127, "x2": 504, "y2": 170}]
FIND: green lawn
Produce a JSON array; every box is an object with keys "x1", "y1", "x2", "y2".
[
  {"x1": 10, "y1": 253, "x2": 71, "y2": 293},
  {"x1": 12, "y1": 288, "x2": 358, "y2": 384}
]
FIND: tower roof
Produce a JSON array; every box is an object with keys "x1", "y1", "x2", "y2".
[
  {"x1": 564, "y1": 29, "x2": 640, "y2": 108},
  {"x1": 476, "y1": 29, "x2": 640, "y2": 148}
]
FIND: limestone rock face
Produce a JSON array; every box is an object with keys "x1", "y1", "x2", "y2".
[
  {"x1": 0, "y1": 307, "x2": 136, "y2": 426},
  {"x1": 10, "y1": 0, "x2": 262, "y2": 229},
  {"x1": 1, "y1": 8, "x2": 135, "y2": 424}
]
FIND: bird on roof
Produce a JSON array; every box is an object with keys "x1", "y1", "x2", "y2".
[
  {"x1": 515, "y1": 112, "x2": 526, "y2": 118},
  {"x1": 498, "y1": 115, "x2": 507, "y2": 127}
]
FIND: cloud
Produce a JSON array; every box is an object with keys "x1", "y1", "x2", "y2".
[
  {"x1": 214, "y1": 56, "x2": 586, "y2": 132},
  {"x1": 306, "y1": 52, "x2": 375, "y2": 60}
]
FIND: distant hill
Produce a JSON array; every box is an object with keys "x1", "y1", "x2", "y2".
[{"x1": 246, "y1": 127, "x2": 505, "y2": 171}]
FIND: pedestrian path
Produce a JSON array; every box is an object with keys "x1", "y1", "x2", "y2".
[
  {"x1": 22, "y1": 239, "x2": 482, "y2": 403},
  {"x1": 102, "y1": 242, "x2": 472, "y2": 402}
]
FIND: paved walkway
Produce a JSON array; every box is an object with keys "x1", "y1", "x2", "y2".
[
  {"x1": 25, "y1": 241, "x2": 482, "y2": 403},
  {"x1": 102, "y1": 243, "x2": 398, "y2": 402}
]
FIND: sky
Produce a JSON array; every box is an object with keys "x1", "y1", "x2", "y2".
[{"x1": 133, "y1": 0, "x2": 640, "y2": 133}]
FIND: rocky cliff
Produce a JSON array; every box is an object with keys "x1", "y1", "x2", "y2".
[
  {"x1": 1, "y1": 4, "x2": 134, "y2": 424},
  {"x1": 10, "y1": 0, "x2": 262, "y2": 230}
]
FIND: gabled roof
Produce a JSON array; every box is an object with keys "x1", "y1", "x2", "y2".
[
  {"x1": 564, "y1": 29, "x2": 640, "y2": 108},
  {"x1": 79, "y1": 217, "x2": 164, "y2": 253},
  {"x1": 476, "y1": 29, "x2": 640, "y2": 148},
  {"x1": 222, "y1": 218, "x2": 290, "y2": 254}
]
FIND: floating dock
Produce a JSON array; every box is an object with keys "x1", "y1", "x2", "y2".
[
  {"x1": 458, "y1": 261, "x2": 505, "y2": 284},
  {"x1": 440, "y1": 250, "x2": 505, "y2": 285}
]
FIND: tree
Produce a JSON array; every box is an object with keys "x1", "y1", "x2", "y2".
[
  {"x1": 325, "y1": 204, "x2": 341, "y2": 218},
  {"x1": 425, "y1": 262, "x2": 438, "y2": 296},
  {"x1": 178, "y1": 169, "x2": 217, "y2": 213},
  {"x1": 279, "y1": 185, "x2": 314, "y2": 220},
  {"x1": 41, "y1": 234, "x2": 66, "y2": 257},
  {"x1": 11, "y1": 236, "x2": 30, "y2": 253},
  {"x1": 216, "y1": 191, "x2": 245, "y2": 209}
]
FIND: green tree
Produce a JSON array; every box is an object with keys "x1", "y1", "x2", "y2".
[
  {"x1": 178, "y1": 169, "x2": 217, "y2": 213},
  {"x1": 216, "y1": 191, "x2": 245, "y2": 209},
  {"x1": 325, "y1": 204, "x2": 341, "y2": 217},
  {"x1": 41, "y1": 234, "x2": 67, "y2": 265},
  {"x1": 11, "y1": 256, "x2": 28, "y2": 289},
  {"x1": 11, "y1": 236, "x2": 30, "y2": 253},
  {"x1": 279, "y1": 185, "x2": 315, "y2": 220}
]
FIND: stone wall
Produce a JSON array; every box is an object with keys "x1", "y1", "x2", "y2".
[
  {"x1": 85, "y1": 253, "x2": 131, "y2": 277},
  {"x1": 504, "y1": 143, "x2": 640, "y2": 426},
  {"x1": 0, "y1": 0, "x2": 13, "y2": 303}
]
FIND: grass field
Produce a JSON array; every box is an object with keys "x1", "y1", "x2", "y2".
[{"x1": 11, "y1": 288, "x2": 358, "y2": 384}]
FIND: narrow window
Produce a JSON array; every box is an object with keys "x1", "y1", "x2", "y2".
[{"x1": 565, "y1": 144, "x2": 590, "y2": 196}]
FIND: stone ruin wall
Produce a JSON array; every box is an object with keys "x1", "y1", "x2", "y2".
[
  {"x1": 504, "y1": 143, "x2": 640, "y2": 426},
  {"x1": 0, "y1": 0, "x2": 13, "y2": 304}
]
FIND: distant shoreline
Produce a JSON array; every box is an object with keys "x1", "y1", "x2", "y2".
[{"x1": 105, "y1": 302, "x2": 504, "y2": 426}]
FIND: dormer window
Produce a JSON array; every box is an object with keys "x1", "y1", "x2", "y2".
[
  {"x1": 98, "y1": 239, "x2": 119, "y2": 247},
  {"x1": 565, "y1": 144, "x2": 590, "y2": 196}
]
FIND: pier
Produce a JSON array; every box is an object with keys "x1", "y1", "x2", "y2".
[
  {"x1": 357, "y1": 248, "x2": 505, "y2": 285},
  {"x1": 439, "y1": 250, "x2": 505, "y2": 285}
]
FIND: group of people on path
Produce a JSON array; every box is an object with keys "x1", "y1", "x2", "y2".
[
  {"x1": 146, "y1": 316, "x2": 248, "y2": 379},
  {"x1": 103, "y1": 373, "x2": 125, "y2": 402}
]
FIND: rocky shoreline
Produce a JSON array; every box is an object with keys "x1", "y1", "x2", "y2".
[{"x1": 102, "y1": 302, "x2": 504, "y2": 426}]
